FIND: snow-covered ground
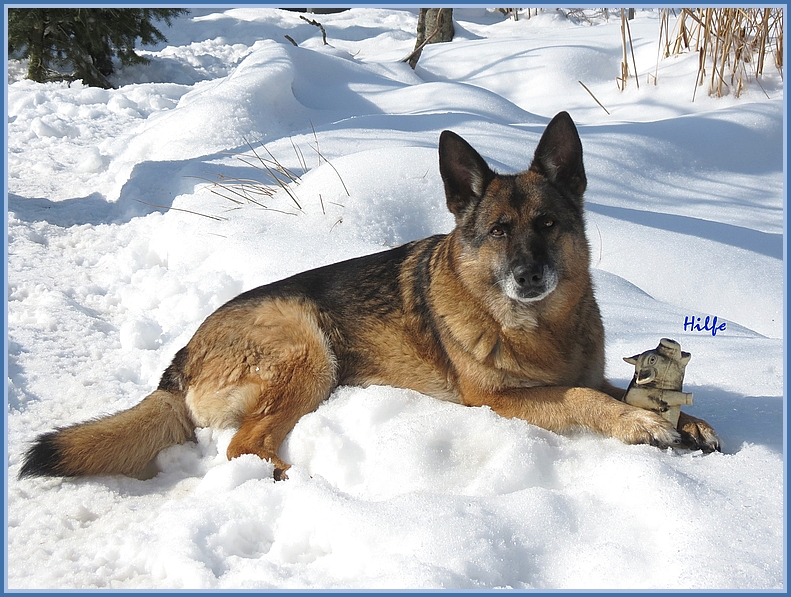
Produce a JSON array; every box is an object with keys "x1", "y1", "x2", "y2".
[{"x1": 5, "y1": 7, "x2": 785, "y2": 590}]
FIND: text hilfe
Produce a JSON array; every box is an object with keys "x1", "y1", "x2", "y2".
[{"x1": 684, "y1": 315, "x2": 726, "y2": 337}]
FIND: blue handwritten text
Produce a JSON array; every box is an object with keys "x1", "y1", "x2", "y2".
[{"x1": 684, "y1": 315, "x2": 726, "y2": 337}]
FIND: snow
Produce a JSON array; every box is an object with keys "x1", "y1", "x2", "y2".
[{"x1": 5, "y1": 7, "x2": 785, "y2": 590}]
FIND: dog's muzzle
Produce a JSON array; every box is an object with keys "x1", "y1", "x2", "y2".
[{"x1": 503, "y1": 264, "x2": 558, "y2": 302}]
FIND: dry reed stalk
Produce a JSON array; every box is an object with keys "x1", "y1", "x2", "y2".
[
  {"x1": 618, "y1": 8, "x2": 639, "y2": 90},
  {"x1": 652, "y1": 9, "x2": 671, "y2": 84},
  {"x1": 659, "y1": 7, "x2": 783, "y2": 99},
  {"x1": 579, "y1": 80, "x2": 610, "y2": 114},
  {"x1": 626, "y1": 13, "x2": 640, "y2": 89},
  {"x1": 619, "y1": 9, "x2": 629, "y2": 90}
]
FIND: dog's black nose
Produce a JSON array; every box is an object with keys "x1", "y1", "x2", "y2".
[{"x1": 512, "y1": 264, "x2": 545, "y2": 289}]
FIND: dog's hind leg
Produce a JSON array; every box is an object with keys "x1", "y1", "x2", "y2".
[
  {"x1": 227, "y1": 319, "x2": 337, "y2": 478},
  {"x1": 226, "y1": 360, "x2": 335, "y2": 480},
  {"x1": 186, "y1": 299, "x2": 337, "y2": 480}
]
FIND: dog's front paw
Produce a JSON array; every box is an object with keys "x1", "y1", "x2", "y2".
[
  {"x1": 612, "y1": 407, "x2": 683, "y2": 449},
  {"x1": 677, "y1": 411, "x2": 721, "y2": 453}
]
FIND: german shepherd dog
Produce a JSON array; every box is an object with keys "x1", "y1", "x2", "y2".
[{"x1": 19, "y1": 112, "x2": 720, "y2": 481}]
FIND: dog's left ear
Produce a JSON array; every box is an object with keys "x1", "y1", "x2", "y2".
[
  {"x1": 439, "y1": 130, "x2": 494, "y2": 220},
  {"x1": 529, "y1": 111, "x2": 587, "y2": 202}
]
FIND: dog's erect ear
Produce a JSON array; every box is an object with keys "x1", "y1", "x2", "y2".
[
  {"x1": 439, "y1": 130, "x2": 494, "y2": 219},
  {"x1": 529, "y1": 111, "x2": 586, "y2": 202}
]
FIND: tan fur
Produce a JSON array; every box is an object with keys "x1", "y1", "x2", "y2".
[
  {"x1": 678, "y1": 411, "x2": 720, "y2": 450},
  {"x1": 45, "y1": 390, "x2": 193, "y2": 477},
  {"x1": 417, "y1": 230, "x2": 683, "y2": 447},
  {"x1": 427, "y1": 229, "x2": 597, "y2": 387},
  {"x1": 459, "y1": 385, "x2": 681, "y2": 447},
  {"x1": 185, "y1": 299, "x2": 337, "y2": 478}
]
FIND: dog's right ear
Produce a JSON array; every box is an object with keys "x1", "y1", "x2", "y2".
[{"x1": 439, "y1": 131, "x2": 494, "y2": 219}]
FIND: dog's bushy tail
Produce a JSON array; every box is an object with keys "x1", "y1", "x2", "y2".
[{"x1": 18, "y1": 390, "x2": 195, "y2": 479}]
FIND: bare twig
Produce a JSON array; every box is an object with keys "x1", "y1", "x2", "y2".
[
  {"x1": 284, "y1": 34, "x2": 298, "y2": 47},
  {"x1": 300, "y1": 14, "x2": 327, "y2": 45}
]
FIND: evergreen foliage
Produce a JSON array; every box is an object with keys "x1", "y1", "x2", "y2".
[{"x1": 8, "y1": 8, "x2": 187, "y2": 88}]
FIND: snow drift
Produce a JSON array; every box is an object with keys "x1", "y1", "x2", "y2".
[{"x1": 6, "y1": 8, "x2": 784, "y2": 590}]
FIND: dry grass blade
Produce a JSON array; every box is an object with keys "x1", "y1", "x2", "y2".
[
  {"x1": 241, "y1": 138, "x2": 303, "y2": 211},
  {"x1": 188, "y1": 173, "x2": 275, "y2": 210},
  {"x1": 310, "y1": 122, "x2": 350, "y2": 196},
  {"x1": 291, "y1": 136, "x2": 308, "y2": 173},
  {"x1": 192, "y1": 129, "x2": 350, "y2": 219},
  {"x1": 134, "y1": 198, "x2": 227, "y2": 221}
]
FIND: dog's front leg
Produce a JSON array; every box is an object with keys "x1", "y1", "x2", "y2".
[
  {"x1": 677, "y1": 411, "x2": 721, "y2": 453},
  {"x1": 601, "y1": 380, "x2": 720, "y2": 453},
  {"x1": 461, "y1": 385, "x2": 682, "y2": 449}
]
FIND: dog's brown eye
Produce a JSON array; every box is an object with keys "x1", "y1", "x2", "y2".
[
  {"x1": 544, "y1": 219, "x2": 554, "y2": 228},
  {"x1": 489, "y1": 225, "x2": 505, "y2": 237}
]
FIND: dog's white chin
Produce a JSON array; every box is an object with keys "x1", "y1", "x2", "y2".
[{"x1": 502, "y1": 270, "x2": 559, "y2": 303}]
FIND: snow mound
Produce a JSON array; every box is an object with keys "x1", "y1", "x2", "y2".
[{"x1": 6, "y1": 7, "x2": 784, "y2": 590}]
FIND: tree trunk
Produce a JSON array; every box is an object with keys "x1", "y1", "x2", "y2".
[
  {"x1": 408, "y1": 8, "x2": 453, "y2": 69},
  {"x1": 26, "y1": 9, "x2": 48, "y2": 83},
  {"x1": 422, "y1": 8, "x2": 454, "y2": 44}
]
